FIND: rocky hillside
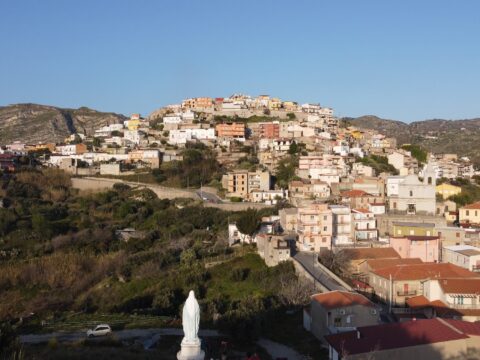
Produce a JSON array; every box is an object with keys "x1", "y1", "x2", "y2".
[
  {"x1": 343, "y1": 115, "x2": 480, "y2": 165},
  {"x1": 0, "y1": 104, "x2": 127, "y2": 144}
]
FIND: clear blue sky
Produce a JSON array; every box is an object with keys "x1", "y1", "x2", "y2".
[{"x1": 1, "y1": 0, "x2": 479, "y2": 122}]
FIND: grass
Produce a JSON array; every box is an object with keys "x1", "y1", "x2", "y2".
[
  {"x1": 205, "y1": 253, "x2": 270, "y2": 301},
  {"x1": 263, "y1": 309, "x2": 329, "y2": 360}
]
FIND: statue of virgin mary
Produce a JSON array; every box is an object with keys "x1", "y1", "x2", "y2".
[{"x1": 182, "y1": 290, "x2": 200, "y2": 344}]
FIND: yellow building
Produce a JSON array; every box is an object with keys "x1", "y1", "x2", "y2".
[
  {"x1": 459, "y1": 201, "x2": 480, "y2": 226},
  {"x1": 391, "y1": 221, "x2": 436, "y2": 237},
  {"x1": 436, "y1": 183, "x2": 461, "y2": 200}
]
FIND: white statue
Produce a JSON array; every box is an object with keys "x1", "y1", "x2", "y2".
[{"x1": 182, "y1": 290, "x2": 200, "y2": 344}]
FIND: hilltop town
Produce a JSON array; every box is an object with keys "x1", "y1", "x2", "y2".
[{"x1": 1, "y1": 94, "x2": 480, "y2": 359}]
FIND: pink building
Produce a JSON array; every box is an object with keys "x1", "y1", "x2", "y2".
[{"x1": 390, "y1": 235, "x2": 440, "y2": 263}]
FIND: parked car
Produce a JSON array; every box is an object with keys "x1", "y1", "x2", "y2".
[{"x1": 86, "y1": 324, "x2": 112, "y2": 337}]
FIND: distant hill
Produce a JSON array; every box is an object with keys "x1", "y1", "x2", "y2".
[
  {"x1": 0, "y1": 104, "x2": 127, "y2": 144},
  {"x1": 342, "y1": 115, "x2": 480, "y2": 166}
]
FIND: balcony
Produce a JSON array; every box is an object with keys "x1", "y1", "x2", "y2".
[
  {"x1": 447, "y1": 302, "x2": 479, "y2": 310},
  {"x1": 397, "y1": 290, "x2": 417, "y2": 296}
]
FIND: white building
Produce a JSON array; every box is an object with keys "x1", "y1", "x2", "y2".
[
  {"x1": 124, "y1": 130, "x2": 141, "y2": 145},
  {"x1": 442, "y1": 245, "x2": 480, "y2": 272},
  {"x1": 330, "y1": 205, "x2": 353, "y2": 246},
  {"x1": 352, "y1": 209, "x2": 378, "y2": 242},
  {"x1": 250, "y1": 189, "x2": 288, "y2": 204}
]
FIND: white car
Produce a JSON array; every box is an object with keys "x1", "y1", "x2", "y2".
[{"x1": 87, "y1": 324, "x2": 112, "y2": 337}]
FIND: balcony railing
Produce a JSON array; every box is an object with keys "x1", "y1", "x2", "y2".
[
  {"x1": 447, "y1": 303, "x2": 479, "y2": 309},
  {"x1": 397, "y1": 290, "x2": 417, "y2": 296}
]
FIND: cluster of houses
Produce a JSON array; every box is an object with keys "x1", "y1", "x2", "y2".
[
  {"x1": 301, "y1": 244, "x2": 480, "y2": 359},
  {"x1": 2, "y1": 94, "x2": 480, "y2": 359}
]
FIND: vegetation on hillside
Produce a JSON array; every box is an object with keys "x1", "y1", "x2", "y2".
[
  {"x1": 401, "y1": 144, "x2": 428, "y2": 164},
  {"x1": 152, "y1": 142, "x2": 223, "y2": 188},
  {"x1": 358, "y1": 155, "x2": 398, "y2": 175},
  {"x1": 0, "y1": 169, "x2": 309, "y2": 346},
  {"x1": 274, "y1": 155, "x2": 299, "y2": 188}
]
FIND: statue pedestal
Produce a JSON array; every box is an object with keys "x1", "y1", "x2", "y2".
[{"x1": 177, "y1": 338, "x2": 205, "y2": 360}]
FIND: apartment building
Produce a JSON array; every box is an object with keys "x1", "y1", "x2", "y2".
[
  {"x1": 289, "y1": 180, "x2": 331, "y2": 200},
  {"x1": 215, "y1": 122, "x2": 246, "y2": 140},
  {"x1": 352, "y1": 208, "x2": 378, "y2": 242},
  {"x1": 369, "y1": 262, "x2": 477, "y2": 306},
  {"x1": 330, "y1": 205, "x2": 353, "y2": 246},
  {"x1": 297, "y1": 203, "x2": 333, "y2": 251},
  {"x1": 222, "y1": 170, "x2": 270, "y2": 199},
  {"x1": 390, "y1": 235, "x2": 440, "y2": 263},
  {"x1": 258, "y1": 122, "x2": 280, "y2": 139}
]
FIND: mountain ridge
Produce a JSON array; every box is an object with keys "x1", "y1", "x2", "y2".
[
  {"x1": 0, "y1": 103, "x2": 127, "y2": 144},
  {"x1": 343, "y1": 115, "x2": 480, "y2": 165}
]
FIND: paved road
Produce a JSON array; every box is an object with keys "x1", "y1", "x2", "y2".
[
  {"x1": 294, "y1": 251, "x2": 349, "y2": 292},
  {"x1": 196, "y1": 189, "x2": 222, "y2": 203},
  {"x1": 20, "y1": 328, "x2": 220, "y2": 345}
]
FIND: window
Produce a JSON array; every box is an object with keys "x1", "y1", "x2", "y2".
[
  {"x1": 456, "y1": 232, "x2": 460, "y2": 238},
  {"x1": 409, "y1": 230, "x2": 414, "y2": 235},
  {"x1": 467, "y1": 210, "x2": 470, "y2": 216},
  {"x1": 426, "y1": 231, "x2": 431, "y2": 236},
  {"x1": 410, "y1": 190, "x2": 413, "y2": 197},
  {"x1": 334, "y1": 317, "x2": 342, "y2": 327},
  {"x1": 323, "y1": 226, "x2": 327, "y2": 231},
  {"x1": 428, "y1": 177, "x2": 432, "y2": 185},
  {"x1": 324, "y1": 215, "x2": 327, "y2": 220}
]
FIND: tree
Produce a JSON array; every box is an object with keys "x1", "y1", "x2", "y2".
[
  {"x1": 275, "y1": 156, "x2": 298, "y2": 189},
  {"x1": 318, "y1": 249, "x2": 353, "y2": 278},
  {"x1": 236, "y1": 209, "x2": 260, "y2": 237}
]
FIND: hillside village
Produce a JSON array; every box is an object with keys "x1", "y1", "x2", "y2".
[{"x1": 2, "y1": 94, "x2": 480, "y2": 359}]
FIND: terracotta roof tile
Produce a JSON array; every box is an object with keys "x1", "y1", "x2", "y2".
[
  {"x1": 438, "y1": 278, "x2": 480, "y2": 294},
  {"x1": 372, "y1": 263, "x2": 479, "y2": 281},
  {"x1": 462, "y1": 201, "x2": 480, "y2": 210},
  {"x1": 366, "y1": 258, "x2": 423, "y2": 271},
  {"x1": 346, "y1": 247, "x2": 400, "y2": 261},
  {"x1": 405, "y1": 295, "x2": 431, "y2": 309},
  {"x1": 325, "y1": 318, "x2": 470, "y2": 356},
  {"x1": 312, "y1": 290, "x2": 375, "y2": 310}
]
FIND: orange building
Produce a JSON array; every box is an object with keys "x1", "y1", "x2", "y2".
[
  {"x1": 259, "y1": 122, "x2": 280, "y2": 139},
  {"x1": 215, "y1": 122, "x2": 246, "y2": 139}
]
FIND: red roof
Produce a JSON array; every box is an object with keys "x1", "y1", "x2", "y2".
[
  {"x1": 462, "y1": 201, "x2": 480, "y2": 210},
  {"x1": 312, "y1": 291, "x2": 375, "y2": 310},
  {"x1": 438, "y1": 278, "x2": 480, "y2": 294},
  {"x1": 325, "y1": 318, "x2": 471, "y2": 356},
  {"x1": 341, "y1": 189, "x2": 372, "y2": 198},
  {"x1": 346, "y1": 247, "x2": 400, "y2": 261},
  {"x1": 372, "y1": 263, "x2": 479, "y2": 281},
  {"x1": 366, "y1": 258, "x2": 423, "y2": 271},
  {"x1": 405, "y1": 295, "x2": 431, "y2": 309}
]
